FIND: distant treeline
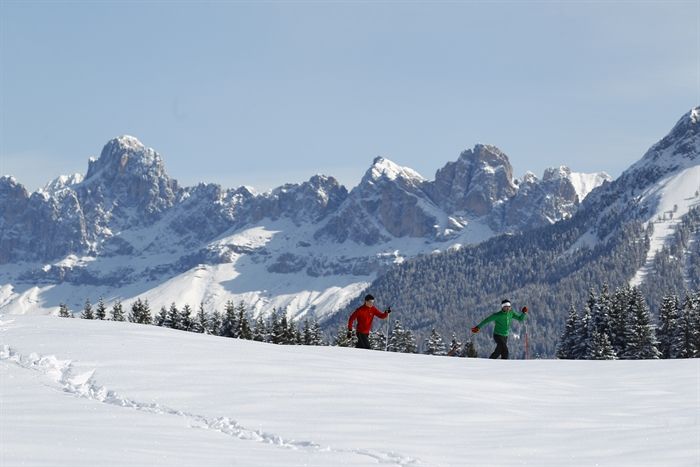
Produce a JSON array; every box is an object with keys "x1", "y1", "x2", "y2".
[{"x1": 59, "y1": 283, "x2": 700, "y2": 359}]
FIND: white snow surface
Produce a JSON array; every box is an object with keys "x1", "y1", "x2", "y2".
[{"x1": 0, "y1": 315, "x2": 698, "y2": 467}]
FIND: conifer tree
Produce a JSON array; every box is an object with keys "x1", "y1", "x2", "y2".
[
  {"x1": 425, "y1": 328, "x2": 447, "y2": 356},
  {"x1": 110, "y1": 300, "x2": 125, "y2": 321},
  {"x1": 679, "y1": 293, "x2": 700, "y2": 357},
  {"x1": 155, "y1": 306, "x2": 168, "y2": 327},
  {"x1": 193, "y1": 302, "x2": 208, "y2": 334},
  {"x1": 609, "y1": 287, "x2": 630, "y2": 356},
  {"x1": 277, "y1": 313, "x2": 291, "y2": 344},
  {"x1": 165, "y1": 303, "x2": 179, "y2": 329},
  {"x1": 141, "y1": 300, "x2": 152, "y2": 325},
  {"x1": 58, "y1": 303, "x2": 72, "y2": 318},
  {"x1": 447, "y1": 333, "x2": 462, "y2": 356},
  {"x1": 221, "y1": 300, "x2": 238, "y2": 338},
  {"x1": 181, "y1": 304, "x2": 193, "y2": 332},
  {"x1": 587, "y1": 328, "x2": 617, "y2": 360},
  {"x1": 622, "y1": 288, "x2": 660, "y2": 359},
  {"x1": 370, "y1": 330, "x2": 387, "y2": 350},
  {"x1": 557, "y1": 306, "x2": 580, "y2": 359},
  {"x1": 403, "y1": 328, "x2": 418, "y2": 354},
  {"x1": 95, "y1": 298, "x2": 107, "y2": 320},
  {"x1": 387, "y1": 320, "x2": 405, "y2": 352},
  {"x1": 209, "y1": 311, "x2": 223, "y2": 336},
  {"x1": 81, "y1": 299, "x2": 94, "y2": 320},
  {"x1": 657, "y1": 294, "x2": 682, "y2": 358},
  {"x1": 236, "y1": 302, "x2": 252, "y2": 340},
  {"x1": 269, "y1": 309, "x2": 283, "y2": 343},
  {"x1": 252, "y1": 314, "x2": 268, "y2": 342},
  {"x1": 573, "y1": 299, "x2": 593, "y2": 359},
  {"x1": 127, "y1": 300, "x2": 139, "y2": 323}
]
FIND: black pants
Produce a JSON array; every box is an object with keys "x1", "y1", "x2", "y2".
[
  {"x1": 356, "y1": 333, "x2": 371, "y2": 349},
  {"x1": 489, "y1": 335, "x2": 509, "y2": 359}
]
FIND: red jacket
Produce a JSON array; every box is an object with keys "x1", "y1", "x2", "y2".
[{"x1": 348, "y1": 305, "x2": 389, "y2": 335}]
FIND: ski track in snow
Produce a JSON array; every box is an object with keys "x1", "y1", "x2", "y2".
[{"x1": 0, "y1": 342, "x2": 422, "y2": 467}]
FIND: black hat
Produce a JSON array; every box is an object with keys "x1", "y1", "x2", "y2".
[
  {"x1": 364, "y1": 294, "x2": 375, "y2": 301},
  {"x1": 501, "y1": 299, "x2": 511, "y2": 304}
]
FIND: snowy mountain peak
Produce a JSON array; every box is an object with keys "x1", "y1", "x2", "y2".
[
  {"x1": 364, "y1": 156, "x2": 426, "y2": 184},
  {"x1": 85, "y1": 136, "x2": 169, "y2": 182},
  {"x1": 40, "y1": 173, "x2": 84, "y2": 197},
  {"x1": 691, "y1": 107, "x2": 699, "y2": 124}
]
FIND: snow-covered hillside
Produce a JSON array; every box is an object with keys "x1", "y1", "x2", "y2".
[{"x1": 1, "y1": 315, "x2": 698, "y2": 467}]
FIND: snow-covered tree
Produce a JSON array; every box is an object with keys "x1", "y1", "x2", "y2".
[
  {"x1": 657, "y1": 294, "x2": 683, "y2": 358},
  {"x1": 447, "y1": 333, "x2": 462, "y2": 356},
  {"x1": 622, "y1": 288, "x2": 660, "y2": 359},
  {"x1": 209, "y1": 311, "x2": 223, "y2": 336},
  {"x1": 557, "y1": 306, "x2": 581, "y2": 359},
  {"x1": 181, "y1": 304, "x2": 193, "y2": 332},
  {"x1": 221, "y1": 300, "x2": 238, "y2": 338},
  {"x1": 165, "y1": 303, "x2": 180, "y2": 329},
  {"x1": 587, "y1": 328, "x2": 617, "y2": 360},
  {"x1": 95, "y1": 298, "x2": 107, "y2": 320},
  {"x1": 58, "y1": 303, "x2": 72, "y2": 318},
  {"x1": 110, "y1": 300, "x2": 125, "y2": 321},
  {"x1": 679, "y1": 293, "x2": 700, "y2": 357},
  {"x1": 369, "y1": 330, "x2": 387, "y2": 350},
  {"x1": 236, "y1": 302, "x2": 252, "y2": 340},
  {"x1": 192, "y1": 302, "x2": 208, "y2": 334},
  {"x1": 425, "y1": 328, "x2": 447, "y2": 356},
  {"x1": 155, "y1": 306, "x2": 168, "y2": 327},
  {"x1": 81, "y1": 299, "x2": 94, "y2": 320},
  {"x1": 252, "y1": 314, "x2": 268, "y2": 342}
]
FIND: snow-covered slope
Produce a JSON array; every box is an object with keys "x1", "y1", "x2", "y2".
[
  {"x1": 0, "y1": 137, "x2": 610, "y2": 320},
  {"x1": 1, "y1": 314, "x2": 698, "y2": 467}
]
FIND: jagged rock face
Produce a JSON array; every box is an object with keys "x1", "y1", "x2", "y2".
[
  {"x1": 314, "y1": 157, "x2": 439, "y2": 244},
  {"x1": 247, "y1": 175, "x2": 348, "y2": 226},
  {"x1": 78, "y1": 136, "x2": 180, "y2": 227},
  {"x1": 0, "y1": 177, "x2": 88, "y2": 263},
  {"x1": 429, "y1": 144, "x2": 517, "y2": 216},
  {"x1": 501, "y1": 168, "x2": 580, "y2": 230}
]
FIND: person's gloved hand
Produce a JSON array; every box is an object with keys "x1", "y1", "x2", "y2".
[
  {"x1": 521, "y1": 306, "x2": 528, "y2": 313},
  {"x1": 386, "y1": 307, "x2": 392, "y2": 314},
  {"x1": 471, "y1": 326, "x2": 480, "y2": 333},
  {"x1": 346, "y1": 331, "x2": 352, "y2": 339}
]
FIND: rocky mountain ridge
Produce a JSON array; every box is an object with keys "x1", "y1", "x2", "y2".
[{"x1": 0, "y1": 135, "x2": 609, "y2": 317}]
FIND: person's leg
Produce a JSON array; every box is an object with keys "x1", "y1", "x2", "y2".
[
  {"x1": 356, "y1": 333, "x2": 371, "y2": 349},
  {"x1": 494, "y1": 335, "x2": 509, "y2": 359},
  {"x1": 489, "y1": 335, "x2": 501, "y2": 359}
]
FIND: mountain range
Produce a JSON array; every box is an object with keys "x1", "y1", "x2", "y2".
[{"x1": 1, "y1": 133, "x2": 610, "y2": 320}]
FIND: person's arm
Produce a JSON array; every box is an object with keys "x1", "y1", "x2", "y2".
[
  {"x1": 372, "y1": 306, "x2": 389, "y2": 320},
  {"x1": 513, "y1": 306, "x2": 528, "y2": 322},
  {"x1": 348, "y1": 310, "x2": 358, "y2": 331},
  {"x1": 476, "y1": 312, "x2": 498, "y2": 329}
]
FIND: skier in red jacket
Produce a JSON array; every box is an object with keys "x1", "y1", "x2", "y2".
[{"x1": 347, "y1": 294, "x2": 391, "y2": 349}]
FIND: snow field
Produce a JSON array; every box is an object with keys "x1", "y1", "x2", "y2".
[{"x1": 1, "y1": 315, "x2": 698, "y2": 467}]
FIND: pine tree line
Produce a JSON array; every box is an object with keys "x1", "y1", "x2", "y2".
[
  {"x1": 557, "y1": 285, "x2": 700, "y2": 359},
  {"x1": 59, "y1": 299, "x2": 481, "y2": 356},
  {"x1": 60, "y1": 299, "x2": 325, "y2": 346}
]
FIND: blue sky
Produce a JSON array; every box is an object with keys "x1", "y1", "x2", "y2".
[{"x1": 1, "y1": 1, "x2": 698, "y2": 192}]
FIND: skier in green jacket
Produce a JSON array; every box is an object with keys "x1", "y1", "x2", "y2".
[{"x1": 471, "y1": 299, "x2": 528, "y2": 359}]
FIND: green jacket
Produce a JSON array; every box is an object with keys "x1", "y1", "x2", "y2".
[{"x1": 477, "y1": 309, "x2": 526, "y2": 337}]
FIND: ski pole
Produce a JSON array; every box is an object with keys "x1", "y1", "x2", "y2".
[
  {"x1": 524, "y1": 319, "x2": 529, "y2": 360},
  {"x1": 385, "y1": 307, "x2": 392, "y2": 352}
]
